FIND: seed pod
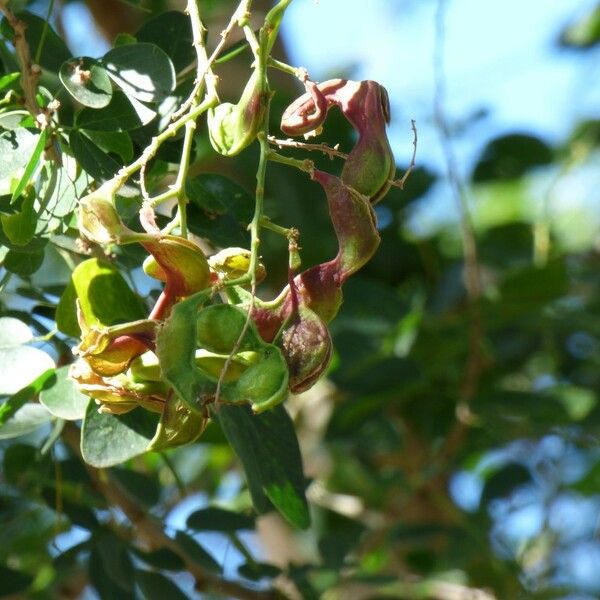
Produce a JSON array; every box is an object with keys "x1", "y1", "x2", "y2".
[
  {"x1": 141, "y1": 236, "x2": 210, "y2": 297},
  {"x1": 281, "y1": 79, "x2": 395, "y2": 203},
  {"x1": 208, "y1": 247, "x2": 266, "y2": 283},
  {"x1": 281, "y1": 304, "x2": 332, "y2": 393},
  {"x1": 208, "y1": 69, "x2": 268, "y2": 156}
]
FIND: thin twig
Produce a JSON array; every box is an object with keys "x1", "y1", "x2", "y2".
[
  {"x1": 61, "y1": 423, "x2": 282, "y2": 600},
  {"x1": 267, "y1": 135, "x2": 347, "y2": 160},
  {"x1": 172, "y1": 0, "x2": 252, "y2": 120},
  {"x1": 391, "y1": 119, "x2": 418, "y2": 190},
  {"x1": 433, "y1": 0, "x2": 484, "y2": 462},
  {"x1": 0, "y1": 2, "x2": 41, "y2": 120}
]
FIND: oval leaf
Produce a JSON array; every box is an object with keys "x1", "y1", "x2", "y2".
[
  {"x1": 215, "y1": 404, "x2": 310, "y2": 529},
  {"x1": 0, "y1": 346, "x2": 55, "y2": 395},
  {"x1": 102, "y1": 42, "x2": 175, "y2": 102},
  {"x1": 76, "y1": 91, "x2": 155, "y2": 131},
  {"x1": 60, "y1": 57, "x2": 113, "y2": 108},
  {"x1": 0, "y1": 404, "x2": 54, "y2": 440},
  {"x1": 0, "y1": 317, "x2": 32, "y2": 347},
  {"x1": 39, "y1": 366, "x2": 89, "y2": 420},
  {"x1": 81, "y1": 402, "x2": 159, "y2": 468}
]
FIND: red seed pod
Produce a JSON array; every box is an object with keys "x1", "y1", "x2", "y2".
[
  {"x1": 281, "y1": 79, "x2": 395, "y2": 203},
  {"x1": 281, "y1": 304, "x2": 332, "y2": 394}
]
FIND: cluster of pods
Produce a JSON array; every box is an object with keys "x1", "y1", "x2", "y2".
[{"x1": 71, "y1": 77, "x2": 395, "y2": 418}]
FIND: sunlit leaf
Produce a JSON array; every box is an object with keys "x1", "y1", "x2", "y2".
[
  {"x1": 81, "y1": 402, "x2": 159, "y2": 468},
  {"x1": 102, "y1": 42, "x2": 175, "y2": 102},
  {"x1": 39, "y1": 365, "x2": 89, "y2": 420},
  {"x1": 216, "y1": 404, "x2": 310, "y2": 529},
  {"x1": 60, "y1": 57, "x2": 113, "y2": 108}
]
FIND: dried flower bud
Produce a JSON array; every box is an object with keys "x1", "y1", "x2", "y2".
[{"x1": 78, "y1": 181, "x2": 134, "y2": 244}]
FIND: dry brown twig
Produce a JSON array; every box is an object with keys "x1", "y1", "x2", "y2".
[
  {"x1": 0, "y1": 2, "x2": 42, "y2": 120},
  {"x1": 267, "y1": 135, "x2": 347, "y2": 160},
  {"x1": 269, "y1": 118, "x2": 418, "y2": 190},
  {"x1": 391, "y1": 119, "x2": 418, "y2": 190}
]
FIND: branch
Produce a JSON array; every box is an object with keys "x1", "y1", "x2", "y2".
[
  {"x1": 267, "y1": 135, "x2": 347, "y2": 160},
  {"x1": 62, "y1": 423, "x2": 282, "y2": 600},
  {"x1": 433, "y1": 0, "x2": 485, "y2": 463},
  {"x1": 390, "y1": 119, "x2": 418, "y2": 190},
  {"x1": 0, "y1": 2, "x2": 41, "y2": 120}
]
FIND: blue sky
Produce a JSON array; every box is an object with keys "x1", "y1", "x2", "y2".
[{"x1": 282, "y1": 0, "x2": 600, "y2": 168}]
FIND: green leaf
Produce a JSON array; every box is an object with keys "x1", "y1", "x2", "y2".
[
  {"x1": 101, "y1": 42, "x2": 175, "y2": 102},
  {"x1": 89, "y1": 551, "x2": 134, "y2": 600},
  {"x1": 0, "y1": 368, "x2": 54, "y2": 426},
  {"x1": 70, "y1": 258, "x2": 146, "y2": 328},
  {"x1": 0, "y1": 12, "x2": 71, "y2": 72},
  {"x1": 69, "y1": 130, "x2": 120, "y2": 181},
  {"x1": 135, "y1": 570, "x2": 190, "y2": 600},
  {"x1": 39, "y1": 365, "x2": 89, "y2": 420},
  {"x1": 480, "y1": 463, "x2": 532, "y2": 506},
  {"x1": 0, "y1": 404, "x2": 54, "y2": 440},
  {"x1": 81, "y1": 129, "x2": 133, "y2": 162},
  {"x1": 237, "y1": 561, "x2": 281, "y2": 581},
  {"x1": 3, "y1": 443, "x2": 37, "y2": 485},
  {"x1": 173, "y1": 531, "x2": 221, "y2": 573},
  {"x1": 0, "y1": 128, "x2": 39, "y2": 195},
  {"x1": 3, "y1": 248, "x2": 45, "y2": 275},
  {"x1": 131, "y1": 547, "x2": 184, "y2": 572},
  {"x1": 11, "y1": 129, "x2": 46, "y2": 203},
  {"x1": 136, "y1": 11, "x2": 195, "y2": 73},
  {"x1": 157, "y1": 297, "x2": 288, "y2": 413},
  {"x1": 0, "y1": 345, "x2": 55, "y2": 395},
  {"x1": 0, "y1": 565, "x2": 33, "y2": 596},
  {"x1": 186, "y1": 174, "x2": 254, "y2": 247},
  {"x1": 97, "y1": 534, "x2": 135, "y2": 592},
  {"x1": 76, "y1": 90, "x2": 154, "y2": 131},
  {"x1": 0, "y1": 316, "x2": 32, "y2": 346},
  {"x1": 81, "y1": 402, "x2": 159, "y2": 467},
  {"x1": 216, "y1": 404, "x2": 310, "y2": 529},
  {"x1": 186, "y1": 507, "x2": 255, "y2": 532},
  {"x1": 110, "y1": 467, "x2": 161, "y2": 507},
  {"x1": 560, "y1": 4, "x2": 600, "y2": 49},
  {"x1": 60, "y1": 57, "x2": 113, "y2": 108},
  {"x1": 1, "y1": 192, "x2": 37, "y2": 245},
  {"x1": 55, "y1": 280, "x2": 80, "y2": 337},
  {"x1": 0, "y1": 72, "x2": 20, "y2": 91}
]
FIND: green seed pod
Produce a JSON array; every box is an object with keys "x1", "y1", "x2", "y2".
[
  {"x1": 207, "y1": 69, "x2": 268, "y2": 156},
  {"x1": 208, "y1": 247, "x2": 266, "y2": 283}
]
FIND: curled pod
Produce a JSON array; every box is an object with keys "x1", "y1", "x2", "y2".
[{"x1": 281, "y1": 79, "x2": 395, "y2": 203}]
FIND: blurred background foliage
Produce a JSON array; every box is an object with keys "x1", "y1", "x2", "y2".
[{"x1": 1, "y1": 0, "x2": 600, "y2": 599}]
